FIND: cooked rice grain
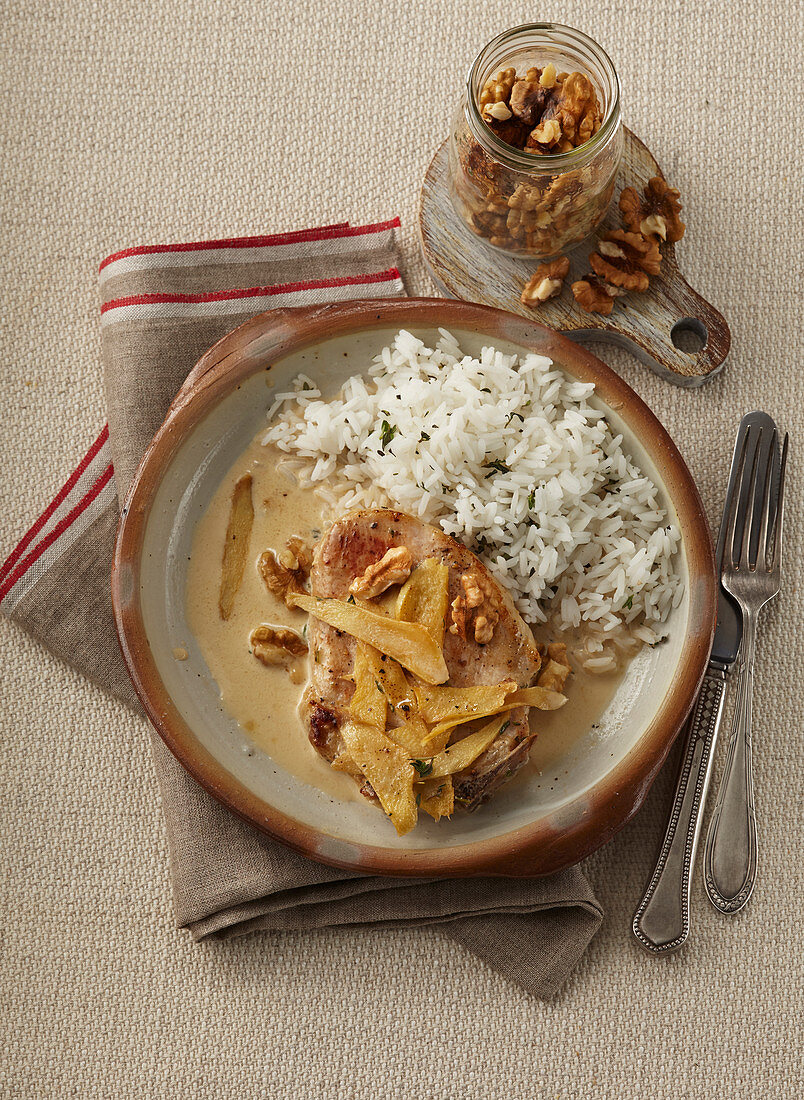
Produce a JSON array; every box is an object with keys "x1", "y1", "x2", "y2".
[{"x1": 263, "y1": 329, "x2": 682, "y2": 643}]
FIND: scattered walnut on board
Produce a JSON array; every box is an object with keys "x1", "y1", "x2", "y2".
[
  {"x1": 349, "y1": 546, "x2": 413, "y2": 599},
  {"x1": 521, "y1": 255, "x2": 571, "y2": 307},
  {"x1": 571, "y1": 274, "x2": 622, "y2": 315},
  {"x1": 619, "y1": 177, "x2": 685, "y2": 243},
  {"x1": 590, "y1": 229, "x2": 661, "y2": 292}
]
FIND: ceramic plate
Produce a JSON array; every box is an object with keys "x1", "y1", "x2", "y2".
[{"x1": 112, "y1": 298, "x2": 715, "y2": 877}]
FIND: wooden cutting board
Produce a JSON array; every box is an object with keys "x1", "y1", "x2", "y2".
[{"x1": 419, "y1": 128, "x2": 730, "y2": 387}]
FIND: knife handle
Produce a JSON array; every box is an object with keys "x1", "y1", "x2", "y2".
[
  {"x1": 703, "y1": 623, "x2": 758, "y2": 914},
  {"x1": 632, "y1": 670, "x2": 726, "y2": 954}
]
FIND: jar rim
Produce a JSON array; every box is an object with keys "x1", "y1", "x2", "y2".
[{"x1": 466, "y1": 22, "x2": 621, "y2": 170}]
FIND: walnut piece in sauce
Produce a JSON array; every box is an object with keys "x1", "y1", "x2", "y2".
[
  {"x1": 521, "y1": 255, "x2": 570, "y2": 307},
  {"x1": 535, "y1": 641, "x2": 572, "y2": 692},
  {"x1": 258, "y1": 535, "x2": 312, "y2": 607},
  {"x1": 250, "y1": 624, "x2": 308, "y2": 667},
  {"x1": 349, "y1": 546, "x2": 413, "y2": 599}
]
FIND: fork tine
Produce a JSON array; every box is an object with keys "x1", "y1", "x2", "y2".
[
  {"x1": 769, "y1": 433, "x2": 789, "y2": 571},
  {"x1": 755, "y1": 429, "x2": 777, "y2": 571},
  {"x1": 723, "y1": 425, "x2": 750, "y2": 569},
  {"x1": 739, "y1": 428, "x2": 762, "y2": 570}
]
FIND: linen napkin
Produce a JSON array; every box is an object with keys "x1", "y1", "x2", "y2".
[{"x1": 0, "y1": 218, "x2": 603, "y2": 999}]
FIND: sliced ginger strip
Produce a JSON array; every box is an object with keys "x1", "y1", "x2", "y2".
[
  {"x1": 218, "y1": 474, "x2": 254, "y2": 620},
  {"x1": 339, "y1": 720, "x2": 418, "y2": 836},
  {"x1": 291, "y1": 593, "x2": 448, "y2": 684}
]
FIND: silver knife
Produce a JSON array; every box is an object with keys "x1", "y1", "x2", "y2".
[{"x1": 632, "y1": 413, "x2": 776, "y2": 953}]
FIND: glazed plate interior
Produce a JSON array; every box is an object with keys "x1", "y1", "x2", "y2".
[{"x1": 137, "y1": 322, "x2": 694, "y2": 865}]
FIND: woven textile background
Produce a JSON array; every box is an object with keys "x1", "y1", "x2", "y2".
[{"x1": 1, "y1": 1, "x2": 802, "y2": 1097}]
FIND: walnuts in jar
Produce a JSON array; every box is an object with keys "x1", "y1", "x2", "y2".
[
  {"x1": 479, "y1": 64, "x2": 602, "y2": 155},
  {"x1": 454, "y1": 60, "x2": 617, "y2": 259}
]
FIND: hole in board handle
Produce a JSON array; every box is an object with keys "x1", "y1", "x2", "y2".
[{"x1": 671, "y1": 318, "x2": 708, "y2": 354}]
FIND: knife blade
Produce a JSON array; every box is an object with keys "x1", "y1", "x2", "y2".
[{"x1": 632, "y1": 412, "x2": 777, "y2": 953}]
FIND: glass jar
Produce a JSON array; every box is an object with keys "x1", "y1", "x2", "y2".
[{"x1": 448, "y1": 23, "x2": 623, "y2": 259}]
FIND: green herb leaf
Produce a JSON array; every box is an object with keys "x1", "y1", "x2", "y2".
[
  {"x1": 528, "y1": 489, "x2": 536, "y2": 509},
  {"x1": 483, "y1": 459, "x2": 510, "y2": 478},
  {"x1": 411, "y1": 759, "x2": 434, "y2": 778},
  {"x1": 380, "y1": 420, "x2": 397, "y2": 451},
  {"x1": 624, "y1": 595, "x2": 633, "y2": 610},
  {"x1": 499, "y1": 720, "x2": 510, "y2": 735}
]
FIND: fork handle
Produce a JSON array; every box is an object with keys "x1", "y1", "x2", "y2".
[
  {"x1": 703, "y1": 614, "x2": 759, "y2": 913},
  {"x1": 632, "y1": 670, "x2": 726, "y2": 953}
]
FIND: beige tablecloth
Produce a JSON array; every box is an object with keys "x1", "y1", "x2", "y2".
[{"x1": 1, "y1": 1, "x2": 802, "y2": 1097}]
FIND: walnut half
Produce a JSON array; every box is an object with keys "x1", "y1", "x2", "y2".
[
  {"x1": 619, "y1": 177, "x2": 685, "y2": 244},
  {"x1": 449, "y1": 570, "x2": 500, "y2": 644},
  {"x1": 479, "y1": 68, "x2": 517, "y2": 113},
  {"x1": 509, "y1": 70, "x2": 552, "y2": 127},
  {"x1": 538, "y1": 71, "x2": 600, "y2": 147},
  {"x1": 349, "y1": 546, "x2": 413, "y2": 599},
  {"x1": 521, "y1": 255, "x2": 570, "y2": 307},
  {"x1": 536, "y1": 641, "x2": 572, "y2": 691},
  {"x1": 589, "y1": 230, "x2": 661, "y2": 292},
  {"x1": 258, "y1": 536, "x2": 312, "y2": 607},
  {"x1": 571, "y1": 273, "x2": 623, "y2": 315},
  {"x1": 250, "y1": 624, "x2": 308, "y2": 666}
]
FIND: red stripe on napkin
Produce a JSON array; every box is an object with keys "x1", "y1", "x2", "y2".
[
  {"x1": 0, "y1": 424, "x2": 110, "y2": 586},
  {"x1": 100, "y1": 268, "x2": 402, "y2": 314},
  {"x1": 99, "y1": 219, "x2": 401, "y2": 272},
  {"x1": 0, "y1": 463, "x2": 115, "y2": 605}
]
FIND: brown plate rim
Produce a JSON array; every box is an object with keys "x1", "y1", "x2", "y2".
[{"x1": 112, "y1": 297, "x2": 716, "y2": 878}]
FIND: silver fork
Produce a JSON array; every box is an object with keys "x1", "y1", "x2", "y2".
[{"x1": 703, "y1": 426, "x2": 789, "y2": 913}]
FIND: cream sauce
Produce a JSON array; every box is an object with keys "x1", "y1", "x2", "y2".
[
  {"x1": 186, "y1": 432, "x2": 627, "y2": 806},
  {"x1": 186, "y1": 435, "x2": 363, "y2": 803}
]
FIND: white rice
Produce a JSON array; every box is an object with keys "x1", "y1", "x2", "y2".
[{"x1": 263, "y1": 329, "x2": 682, "y2": 668}]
